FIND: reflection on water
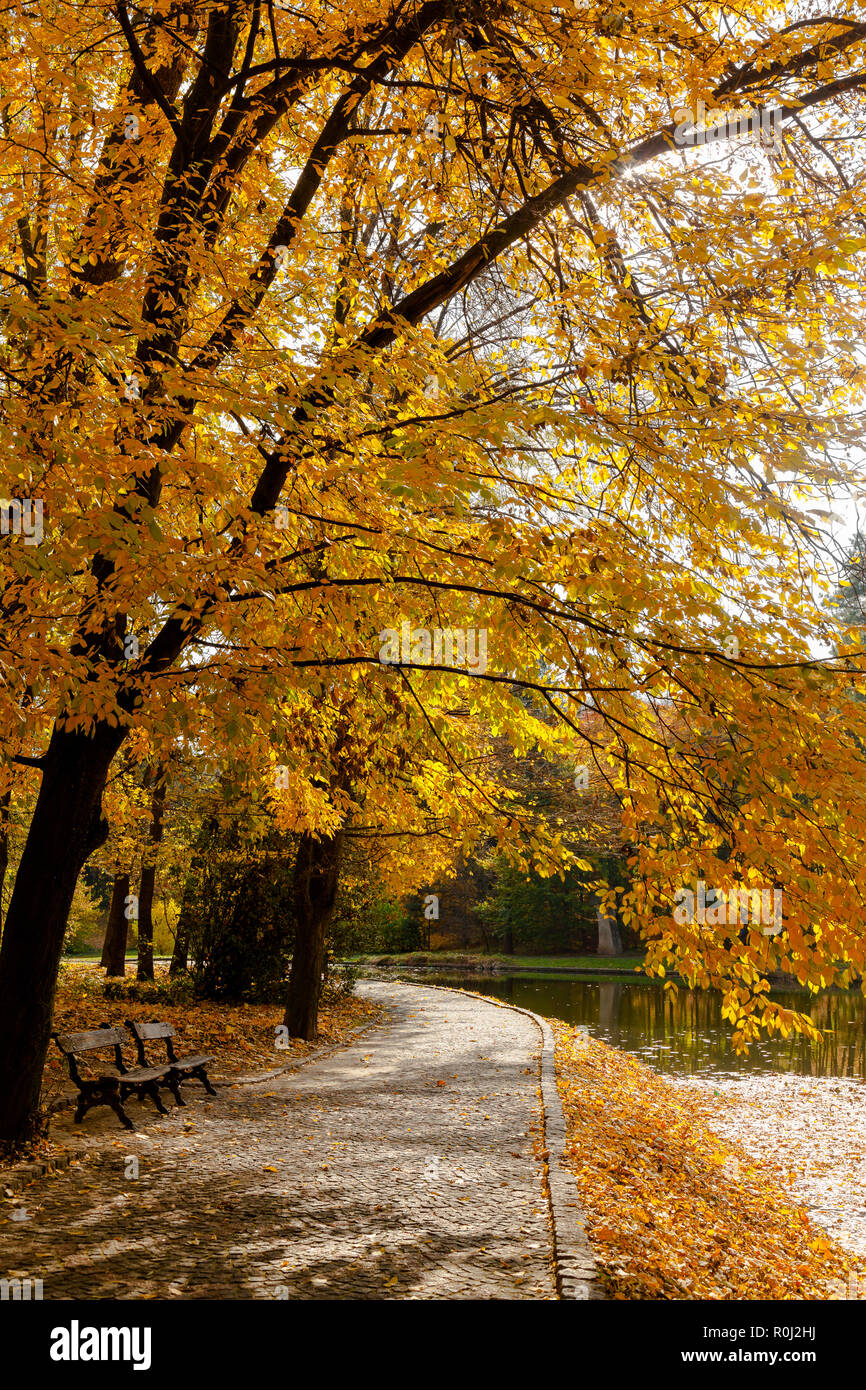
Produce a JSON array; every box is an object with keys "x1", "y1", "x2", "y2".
[{"x1": 407, "y1": 972, "x2": 866, "y2": 1079}]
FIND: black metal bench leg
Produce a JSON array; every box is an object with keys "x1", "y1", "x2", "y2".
[
  {"x1": 168, "y1": 1074, "x2": 185, "y2": 1106},
  {"x1": 195, "y1": 1067, "x2": 217, "y2": 1096},
  {"x1": 147, "y1": 1082, "x2": 169, "y2": 1115},
  {"x1": 74, "y1": 1095, "x2": 89, "y2": 1124},
  {"x1": 122, "y1": 1081, "x2": 169, "y2": 1116},
  {"x1": 107, "y1": 1094, "x2": 135, "y2": 1131}
]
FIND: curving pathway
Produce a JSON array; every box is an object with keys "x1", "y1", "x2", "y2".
[{"x1": 0, "y1": 982, "x2": 558, "y2": 1299}]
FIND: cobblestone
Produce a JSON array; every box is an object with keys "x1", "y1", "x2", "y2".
[{"x1": 0, "y1": 982, "x2": 556, "y2": 1299}]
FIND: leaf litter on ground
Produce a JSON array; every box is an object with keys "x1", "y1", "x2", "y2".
[
  {"x1": 553, "y1": 1020, "x2": 866, "y2": 1301},
  {"x1": 2, "y1": 962, "x2": 384, "y2": 1175}
]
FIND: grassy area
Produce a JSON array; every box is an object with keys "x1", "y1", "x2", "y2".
[
  {"x1": 63, "y1": 953, "x2": 170, "y2": 961},
  {"x1": 499, "y1": 953, "x2": 643, "y2": 972},
  {"x1": 349, "y1": 951, "x2": 645, "y2": 974}
]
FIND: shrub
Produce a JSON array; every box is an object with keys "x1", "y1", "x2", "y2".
[
  {"x1": 321, "y1": 961, "x2": 359, "y2": 1004},
  {"x1": 182, "y1": 831, "x2": 296, "y2": 1004},
  {"x1": 104, "y1": 974, "x2": 194, "y2": 1005}
]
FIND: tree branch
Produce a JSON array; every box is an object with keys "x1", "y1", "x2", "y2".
[{"x1": 115, "y1": 1, "x2": 185, "y2": 146}]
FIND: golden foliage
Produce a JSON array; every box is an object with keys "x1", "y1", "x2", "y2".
[{"x1": 4, "y1": 0, "x2": 866, "y2": 1046}]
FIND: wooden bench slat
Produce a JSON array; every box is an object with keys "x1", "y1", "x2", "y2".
[
  {"x1": 121, "y1": 1065, "x2": 171, "y2": 1083},
  {"x1": 129, "y1": 1022, "x2": 175, "y2": 1041},
  {"x1": 55, "y1": 1027, "x2": 128, "y2": 1052},
  {"x1": 171, "y1": 1054, "x2": 215, "y2": 1070}
]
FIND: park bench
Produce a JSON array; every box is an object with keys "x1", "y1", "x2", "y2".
[
  {"x1": 52, "y1": 1025, "x2": 173, "y2": 1131},
  {"x1": 125, "y1": 1019, "x2": 216, "y2": 1101}
]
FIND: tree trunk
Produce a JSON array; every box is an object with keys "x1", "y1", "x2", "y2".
[
  {"x1": 284, "y1": 831, "x2": 343, "y2": 1041},
  {"x1": 0, "y1": 786, "x2": 11, "y2": 932},
  {"x1": 169, "y1": 916, "x2": 189, "y2": 977},
  {"x1": 168, "y1": 810, "x2": 217, "y2": 976},
  {"x1": 0, "y1": 724, "x2": 121, "y2": 1147},
  {"x1": 100, "y1": 872, "x2": 123, "y2": 966},
  {"x1": 102, "y1": 872, "x2": 131, "y2": 976},
  {"x1": 136, "y1": 872, "x2": 155, "y2": 979},
  {"x1": 137, "y1": 764, "x2": 167, "y2": 981},
  {"x1": 596, "y1": 903, "x2": 622, "y2": 956}
]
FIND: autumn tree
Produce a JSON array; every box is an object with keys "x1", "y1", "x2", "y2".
[
  {"x1": 258, "y1": 675, "x2": 522, "y2": 1035},
  {"x1": 3, "y1": 1, "x2": 866, "y2": 1146}
]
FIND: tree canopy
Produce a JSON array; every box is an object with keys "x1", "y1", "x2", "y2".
[{"x1": 3, "y1": 0, "x2": 866, "y2": 1143}]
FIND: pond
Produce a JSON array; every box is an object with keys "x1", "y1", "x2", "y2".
[{"x1": 393, "y1": 972, "x2": 866, "y2": 1079}]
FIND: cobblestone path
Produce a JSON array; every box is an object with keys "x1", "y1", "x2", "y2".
[{"x1": 0, "y1": 982, "x2": 556, "y2": 1299}]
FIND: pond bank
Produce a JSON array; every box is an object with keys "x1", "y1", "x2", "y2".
[
  {"x1": 355, "y1": 952, "x2": 643, "y2": 975},
  {"x1": 552, "y1": 1020, "x2": 866, "y2": 1299}
]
